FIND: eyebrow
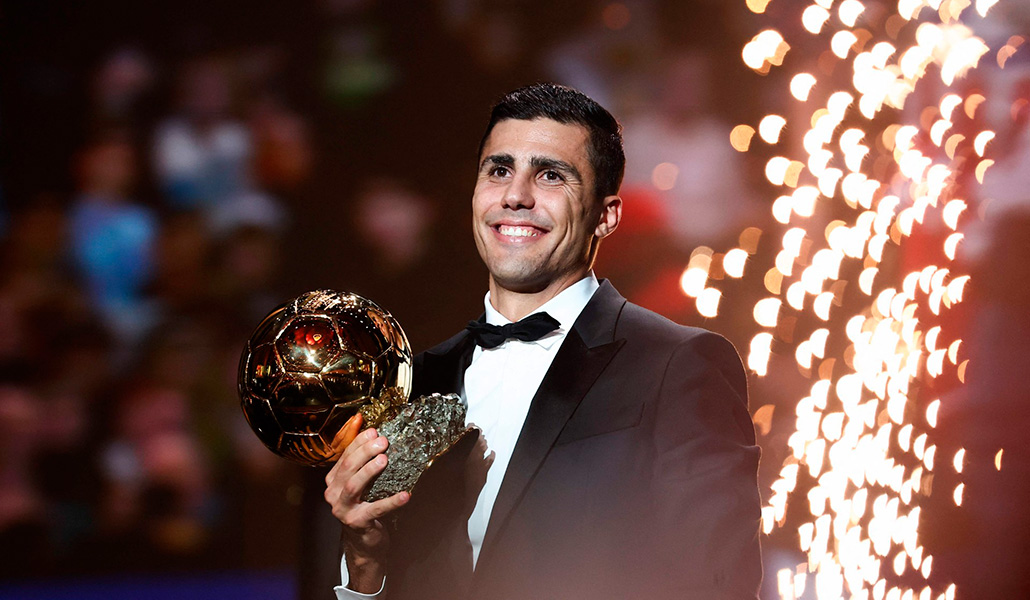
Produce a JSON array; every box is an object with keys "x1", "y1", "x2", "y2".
[
  {"x1": 479, "y1": 154, "x2": 583, "y2": 181},
  {"x1": 480, "y1": 153, "x2": 515, "y2": 171}
]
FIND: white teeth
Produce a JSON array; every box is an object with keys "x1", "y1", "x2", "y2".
[{"x1": 498, "y1": 225, "x2": 540, "y2": 237}]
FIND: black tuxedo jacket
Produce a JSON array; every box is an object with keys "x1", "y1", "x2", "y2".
[{"x1": 382, "y1": 280, "x2": 762, "y2": 600}]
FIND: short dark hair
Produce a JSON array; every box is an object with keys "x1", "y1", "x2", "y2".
[{"x1": 478, "y1": 83, "x2": 625, "y2": 201}]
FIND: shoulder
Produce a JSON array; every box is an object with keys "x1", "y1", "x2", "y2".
[
  {"x1": 615, "y1": 301, "x2": 747, "y2": 400},
  {"x1": 617, "y1": 301, "x2": 740, "y2": 359}
]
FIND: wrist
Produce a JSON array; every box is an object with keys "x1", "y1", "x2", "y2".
[{"x1": 344, "y1": 540, "x2": 387, "y2": 594}]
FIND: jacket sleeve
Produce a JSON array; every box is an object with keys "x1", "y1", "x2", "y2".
[{"x1": 645, "y1": 331, "x2": 763, "y2": 599}]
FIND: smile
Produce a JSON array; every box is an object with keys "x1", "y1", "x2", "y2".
[{"x1": 496, "y1": 225, "x2": 543, "y2": 238}]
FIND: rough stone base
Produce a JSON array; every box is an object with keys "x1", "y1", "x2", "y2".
[{"x1": 363, "y1": 393, "x2": 471, "y2": 502}]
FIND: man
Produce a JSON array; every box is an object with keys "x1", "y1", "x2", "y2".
[{"x1": 324, "y1": 83, "x2": 762, "y2": 599}]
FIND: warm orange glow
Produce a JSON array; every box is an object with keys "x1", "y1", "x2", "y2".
[
  {"x1": 679, "y1": 267, "x2": 707, "y2": 298},
  {"x1": 839, "y1": 0, "x2": 865, "y2": 27},
  {"x1": 760, "y1": 115, "x2": 789, "y2": 144},
  {"x1": 832, "y1": 31, "x2": 859, "y2": 58},
  {"x1": 731, "y1": 124, "x2": 757, "y2": 152},
  {"x1": 724, "y1": 248, "x2": 749, "y2": 278},
  {"x1": 696, "y1": 287, "x2": 721, "y2": 318},
  {"x1": 791, "y1": 73, "x2": 817, "y2": 101},
  {"x1": 998, "y1": 45, "x2": 1016, "y2": 68},
  {"x1": 707, "y1": 1, "x2": 995, "y2": 596},
  {"x1": 899, "y1": 0, "x2": 926, "y2": 20},
  {"x1": 743, "y1": 30, "x2": 790, "y2": 70},
  {"x1": 964, "y1": 93, "x2": 986, "y2": 118},
  {"x1": 975, "y1": 159, "x2": 994, "y2": 183},
  {"x1": 973, "y1": 131, "x2": 995, "y2": 156},
  {"x1": 803, "y1": 5, "x2": 831, "y2": 34},
  {"x1": 766, "y1": 156, "x2": 794, "y2": 185},
  {"x1": 754, "y1": 297, "x2": 783, "y2": 327},
  {"x1": 746, "y1": 0, "x2": 773, "y2": 14},
  {"x1": 976, "y1": 0, "x2": 1000, "y2": 17},
  {"x1": 749, "y1": 333, "x2": 774, "y2": 376}
]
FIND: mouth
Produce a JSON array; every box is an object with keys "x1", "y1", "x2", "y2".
[{"x1": 492, "y1": 223, "x2": 548, "y2": 242}]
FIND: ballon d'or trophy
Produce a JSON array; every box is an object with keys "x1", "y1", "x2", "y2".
[{"x1": 238, "y1": 290, "x2": 475, "y2": 502}]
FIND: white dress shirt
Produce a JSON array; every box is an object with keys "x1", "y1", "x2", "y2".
[{"x1": 335, "y1": 273, "x2": 600, "y2": 599}]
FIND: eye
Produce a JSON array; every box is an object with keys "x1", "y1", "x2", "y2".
[
  {"x1": 540, "y1": 169, "x2": 565, "y2": 183},
  {"x1": 489, "y1": 165, "x2": 511, "y2": 178}
]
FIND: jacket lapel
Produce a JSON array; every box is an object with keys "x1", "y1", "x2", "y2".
[{"x1": 473, "y1": 280, "x2": 627, "y2": 577}]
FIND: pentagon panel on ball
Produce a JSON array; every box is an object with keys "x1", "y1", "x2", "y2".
[{"x1": 238, "y1": 290, "x2": 413, "y2": 465}]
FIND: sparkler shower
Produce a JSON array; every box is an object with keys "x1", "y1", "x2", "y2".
[{"x1": 675, "y1": 1, "x2": 1024, "y2": 598}]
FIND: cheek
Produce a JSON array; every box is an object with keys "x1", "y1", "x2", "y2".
[
  {"x1": 472, "y1": 186, "x2": 495, "y2": 215},
  {"x1": 566, "y1": 197, "x2": 595, "y2": 233}
]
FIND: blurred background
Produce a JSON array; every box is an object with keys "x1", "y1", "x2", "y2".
[{"x1": 1, "y1": 0, "x2": 1028, "y2": 598}]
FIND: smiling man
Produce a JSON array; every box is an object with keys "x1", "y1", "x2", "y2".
[
  {"x1": 473, "y1": 116, "x2": 620, "y2": 315},
  {"x1": 324, "y1": 83, "x2": 763, "y2": 600}
]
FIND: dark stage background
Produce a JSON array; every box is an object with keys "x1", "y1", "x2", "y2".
[{"x1": 1, "y1": 1, "x2": 1029, "y2": 598}]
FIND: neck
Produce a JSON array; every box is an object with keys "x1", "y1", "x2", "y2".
[{"x1": 488, "y1": 270, "x2": 589, "y2": 322}]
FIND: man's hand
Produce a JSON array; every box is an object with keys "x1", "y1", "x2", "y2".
[{"x1": 324, "y1": 414, "x2": 410, "y2": 594}]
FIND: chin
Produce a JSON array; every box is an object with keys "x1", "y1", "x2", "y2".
[{"x1": 488, "y1": 266, "x2": 550, "y2": 294}]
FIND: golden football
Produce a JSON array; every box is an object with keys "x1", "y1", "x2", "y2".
[{"x1": 238, "y1": 290, "x2": 413, "y2": 465}]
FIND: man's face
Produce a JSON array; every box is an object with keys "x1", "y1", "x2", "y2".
[{"x1": 473, "y1": 118, "x2": 612, "y2": 294}]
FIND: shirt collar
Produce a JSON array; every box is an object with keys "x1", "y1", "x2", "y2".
[{"x1": 482, "y1": 272, "x2": 600, "y2": 349}]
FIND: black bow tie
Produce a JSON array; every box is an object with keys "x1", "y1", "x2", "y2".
[{"x1": 465, "y1": 312, "x2": 561, "y2": 349}]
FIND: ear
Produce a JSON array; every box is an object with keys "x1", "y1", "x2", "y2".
[{"x1": 594, "y1": 195, "x2": 622, "y2": 240}]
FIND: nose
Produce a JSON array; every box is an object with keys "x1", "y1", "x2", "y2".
[{"x1": 501, "y1": 172, "x2": 535, "y2": 210}]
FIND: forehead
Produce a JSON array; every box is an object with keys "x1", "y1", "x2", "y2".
[{"x1": 481, "y1": 118, "x2": 591, "y2": 166}]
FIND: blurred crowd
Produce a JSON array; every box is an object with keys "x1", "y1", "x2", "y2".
[
  {"x1": 1, "y1": 0, "x2": 1029, "y2": 597},
  {"x1": 0, "y1": 43, "x2": 311, "y2": 578}
]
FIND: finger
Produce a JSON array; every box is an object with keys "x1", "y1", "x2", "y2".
[
  {"x1": 348, "y1": 432, "x2": 388, "y2": 474},
  {"x1": 328, "y1": 447, "x2": 386, "y2": 510},
  {"x1": 338, "y1": 427, "x2": 380, "y2": 466},
  {"x1": 344, "y1": 450, "x2": 390, "y2": 501},
  {"x1": 331, "y1": 413, "x2": 362, "y2": 448},
  {"x1": 340, "y1": 413, "x2": 363, "y2": 448},
  {"x1": 341, "y1": 491, "x2": 410, "y2": 533},
  {"x1": 329, "y1": 413, "x2": 364, "y2": 457},
  {"x1": 327, "y1": 426, "x2": 378, "y2": 484},
  {"x1": 359, "y1": 490, "x2": 410, "y2": 523}
]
